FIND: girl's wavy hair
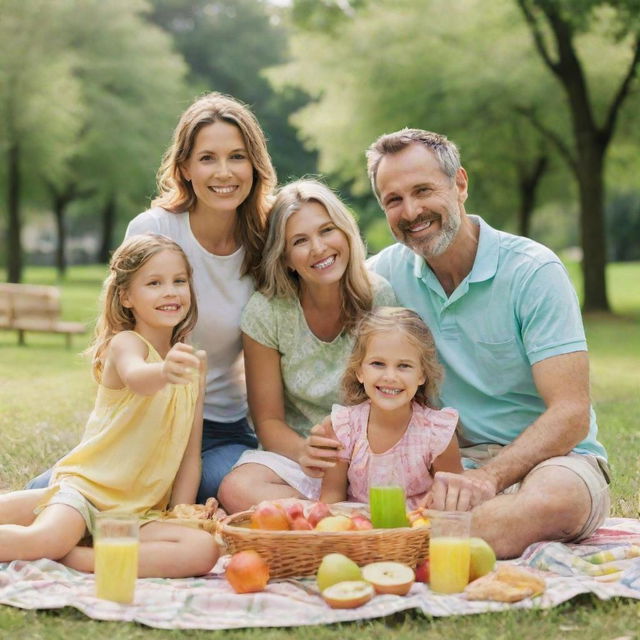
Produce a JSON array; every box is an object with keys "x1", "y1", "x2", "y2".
[
  {"x1": 152, "y1": 92, "x2": 277, "y2": 285},
  {"x1": 87, "y1": 234, "x2": 197, "y2": 380},
  {"x1": 259, "y1": 178, "x2": 374, "y2": 333},
  {"x1": 341, "y1": 307, "x2": 443, "y2": 407}
]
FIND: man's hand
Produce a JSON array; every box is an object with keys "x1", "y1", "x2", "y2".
[
  {"x1": 428, "y1": 469, "x2": 497, "y2": 511},
  {"x1": 298, "y1": 416, "x2": 342, "y2": 478}
]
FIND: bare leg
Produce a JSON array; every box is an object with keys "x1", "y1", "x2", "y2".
[
  {"x1": 471, "y1": 465, "x2": 592, "y2": 559},
  {"x1": 0, "y1": 503, "x2": 86, "y2": 562},
  {"x1": 61, "y1": 521, "x2": 219, "y2": 578},
  {"x1": 0, "y1": 489, "x2": 50, "y2": 526},
  {"x1": 217, "y1": 463, "x2": 304, "y2": 513}
]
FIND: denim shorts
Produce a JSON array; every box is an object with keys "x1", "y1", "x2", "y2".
[{"x1": 197, "y1": 416, "x2": 258, "y2": 503}]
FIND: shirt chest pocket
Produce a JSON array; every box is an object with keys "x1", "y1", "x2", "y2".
[{"x1": 473, "y1": 338, "x2": 524, "y2": 396}]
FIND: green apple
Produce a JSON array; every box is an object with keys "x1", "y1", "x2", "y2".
[
  {"x1": 469, "y1": 537, "x2": 496, "y2": 581},
  {"x1": 316, "y1": 553, "x2": 363, "y2": 592}
]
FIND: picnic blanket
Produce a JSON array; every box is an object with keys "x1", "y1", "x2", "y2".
[{"x1": 2, "y1": 517, "x2": 640, "y2": 630}]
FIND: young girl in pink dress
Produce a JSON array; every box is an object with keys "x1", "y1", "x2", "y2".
[{"x1": 320, "y1": 307, "x2": 463, "y2": 509}]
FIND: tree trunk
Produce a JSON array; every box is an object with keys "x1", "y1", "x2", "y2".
[
  {"x1": 7, "y1": 142, "x2": 22, "y2": 283},
  {"x1": 52, "y1": 193, "x2": 67, "y2": 277},
  {"x1": 517, "y1": 155, "x2": 548, "y2": 238},
  {"x1": 576, "y1": 143, "x2": 609, "y2": 312},
  {"x1": 98, "y1": 194, "x2": 116, "y2": 263}
]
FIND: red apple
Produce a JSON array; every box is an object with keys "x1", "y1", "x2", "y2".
[
  {"x1": 226, "y1": 550, "x2": 270, "y2": 593},
  {"x1": 415, "y1": 558, "x2": 430, "y2": 584},
  {"x1": 285, "y1": 501, "x2": 305, "y2": 523},
  {"x1": 291, "y1": 516, "x2": 313, "y2": 530},
  {"x1": 351, "y1": 513, "x2": 373, "y2": 530},
  {"x1": 307, "y1": 502, "x2": 332, "y2": 527},
  {"x1": 250, "y1": 501, "x2": 290, "y2": 530}
]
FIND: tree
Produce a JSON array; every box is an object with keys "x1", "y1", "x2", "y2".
[
  {"x1": 516, "y1": 0, "x2": 640, "y2": 311},
  {"x1": 45, "y1": 0, "x2": 188, "y2": 274},
  {"x1": 0, "y1": 0, "x2": 82, "y2": 282}
]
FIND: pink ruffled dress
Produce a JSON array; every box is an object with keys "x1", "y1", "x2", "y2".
[{"x1": 331, "y1": 400, "x2": 459, "y2": 509}]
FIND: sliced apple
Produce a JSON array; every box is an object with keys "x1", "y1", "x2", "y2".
[
  {"x1": 362, "y1": 561, "x2": 415, "y2": 595},
  {"x1": 321, "y1": 580, "x2": 375, "y2": 609}
]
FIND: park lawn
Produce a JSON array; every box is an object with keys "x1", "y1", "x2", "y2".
[{"x1": 1, "y1": 263, "x2": 639, "y2": 639}]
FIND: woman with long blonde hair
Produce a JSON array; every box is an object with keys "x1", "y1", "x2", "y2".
[{"x1": 218, "y1": 179, "x2": 396, "y2": 511}]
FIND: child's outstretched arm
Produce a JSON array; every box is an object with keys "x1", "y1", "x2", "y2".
[
  {"x1": 318, "y1": 418, "x2": 349, "y2": 504},
  {"x1": 108, "y1": 333, "x2": 202, "y2": 395},
  {"x1": 170, "y1": 350, "x2": 206, "y2": 506}
]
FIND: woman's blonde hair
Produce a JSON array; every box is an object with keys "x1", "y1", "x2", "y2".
[
  {"x1": 260, "y1": 178, "x2": 374, "y2": 333},
  {"x1": 153, "y1": 92, "x2": 277, "y2": 283},
  {"x1": 87, "y1": 234, "x2": 197, "y2": 380},
  {"x1": 341, "y1": 307, "x2": 443, "y2": 407}
]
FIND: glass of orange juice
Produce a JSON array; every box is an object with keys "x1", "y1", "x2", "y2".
[
  {"x1": 428, "y1": 510, "x2": 471, "y2": 594},
  {"x1": 94, "y1": 513, "x2": 139, "y2": 604}
]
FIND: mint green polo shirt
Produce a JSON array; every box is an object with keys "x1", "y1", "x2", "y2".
[{"x1": 367, "y1": 215, "x2": 607, "y2": 461}]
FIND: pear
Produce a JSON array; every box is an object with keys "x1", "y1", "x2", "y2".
[
  {"x1": 469, "y1": 537, "x2": 496, "y2": 581},
  {"x1": 316, "y1": 553, "x2": 363, "y2": 592}
]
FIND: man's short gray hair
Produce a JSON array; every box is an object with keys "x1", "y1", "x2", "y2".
[{"x1": 366, "y1": 128, "x2": 461, "y2": 199}]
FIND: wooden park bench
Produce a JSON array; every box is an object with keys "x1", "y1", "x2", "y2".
[{"x1": 0, "y1": 282, "x2": 86, "y2": 348}]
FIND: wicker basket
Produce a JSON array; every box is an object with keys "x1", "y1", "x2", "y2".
[{"x1": 219, "y1": 510, "x2": 429, "y2": 578}]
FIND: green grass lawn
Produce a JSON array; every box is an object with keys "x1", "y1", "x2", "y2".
[{"x1": 1, "y1": 263, "x2": 639, "y2": 639}]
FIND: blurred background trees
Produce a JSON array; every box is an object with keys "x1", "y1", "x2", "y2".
[{"x1": 1, "y1": 0, "x2": 638, "y2": 312}]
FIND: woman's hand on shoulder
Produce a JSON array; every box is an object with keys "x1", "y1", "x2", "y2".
[
  {"x1": 298, "y1": 416, "x2": 343, "y2": 478},
  {"x1": 162, "y1": 342, "x2": 206, "y2": 386}
]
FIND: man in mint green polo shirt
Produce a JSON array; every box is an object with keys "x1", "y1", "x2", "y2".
[{"x1": 365, "y1": 128, "x2": 610, "y2": 559}]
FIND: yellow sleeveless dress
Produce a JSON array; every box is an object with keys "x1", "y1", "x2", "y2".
[{"x1": 46, "y1": 332, "x2": 197, "y2": 517}]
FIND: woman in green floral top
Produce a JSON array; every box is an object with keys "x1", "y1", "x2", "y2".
[{"x1": 218, "y1": 179, "x2": 396, "y2": 512}]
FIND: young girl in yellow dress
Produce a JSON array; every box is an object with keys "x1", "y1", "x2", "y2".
[{"x1": 0, "y1": 234, "x2": 218, "y2": 578}]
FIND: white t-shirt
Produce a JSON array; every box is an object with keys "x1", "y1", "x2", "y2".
[{"x1": 125, "y1": 207, "x2": 253, "y2": 422}]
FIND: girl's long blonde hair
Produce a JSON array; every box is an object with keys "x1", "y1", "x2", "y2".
[
  {"x1": 341, "y1": 307, "x2": 443, "y2": 406},
  {"x1": 87, "y1": 234, "x2": 197, "y2": 380},
  {"x1": 152, "y1": 92, "x2": 277, "y2": 284},
  {"x1": 259, "y1": 179, "x2": 374, "y2": 333}
]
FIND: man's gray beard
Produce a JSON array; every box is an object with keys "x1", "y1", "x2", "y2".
[{"x1": 402, "y1": 214, "x2": 460, "y2": 260}]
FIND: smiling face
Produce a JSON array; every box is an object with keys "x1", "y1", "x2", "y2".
[
  {"x1": 121, "y1": 249, "x2": 191, "y2": 335},
  {"x1": 284, "y1": 200, "x2": 351, "y2": 291},
  {"x1": 375, "y1": 143, "x2": 468, "y2": 260},
  {"x1": 181, "y1": 120, "x2": 254, "y2": 217},
  {"x1": 357, "y1": 329, "x2": 426, "y2": 413}
]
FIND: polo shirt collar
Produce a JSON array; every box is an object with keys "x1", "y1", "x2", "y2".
[{"x1": 412, "y1": 214, "x2": 499, "y2": 284}]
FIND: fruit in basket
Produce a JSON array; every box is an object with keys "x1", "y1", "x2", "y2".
[
  {"x1": 469, "y1": 537, "x2": 496, "y2": 581},
  {"x1": 307, "y1": 501, "x2": 332, "y2": 527},
  {"x1": 415, "y1": 558, "x2": 430, "y2": 583},
  {"x1": 250, "y1": 501, "x2": 290, "y2": 531},
  {"x1": 290, "y1": 516, "x2": 313, "y2": 530},
  {"x1": 362, "y1": 561, "x2": 415, "y2": 595},
  {"x1": 315, "y1": 515, "x2": 354, "y2": 532},
  {"x1": 284, "y1": 501, "x2": 305, "y2": 522},
  {"x1": 316, "y1": 553, "x2": 363, "y2": 592},
  {"x1": 321, "y1": 581, "x2": 375, "y2": 609},
  {"x1": 350, "y1": 513, "x2": 373, "y2": 530},
  {"x1": 226, "y1": 550, "x2": 269, "y2": 593}
]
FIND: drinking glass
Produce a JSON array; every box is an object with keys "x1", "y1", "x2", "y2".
[
  {"x1": 428, "y1": 510, "x2": 471, "y2": 594},
  {"x1": 368, "y1": 453, "x2": 409, "y2": 528},
  {"x1": 94, "y1": 513, "x2": 139, "y2": 604}
]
